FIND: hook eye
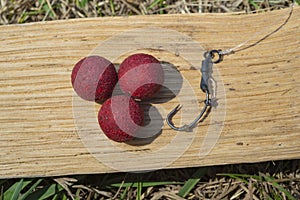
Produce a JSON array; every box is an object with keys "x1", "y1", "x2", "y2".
[{"x1": 208, "y1": 49, "x2": 223, "y2": 64}]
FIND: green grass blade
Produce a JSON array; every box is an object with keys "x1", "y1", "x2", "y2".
[
  {"x1": 218, "y1": 174, "x2": 250, "y2": 184},
  {"x1": 270, "y1": 186, "x2": 282, "y2": 200},
  {"x1": 40, "y1": 1, "x2": 56, "y2": 18},
  {"x1": 52, "y1": 192, "x2": 67, "y2": 200},
  {"x1": 249, "y1": 0, "x2": 260, "y2": 10},
  {"x1": 136, "y1": 181, "x2": 142, "y2": 200},
  {"x1": 4, "y1": 179, "x2": 32, "y2": 200},
  {"x1": 11, "y1": 179, "x2": 23, "y2": 200},
  {"x1": 77, "y1": 0, "x2": 88, "y2": 8},
  {"x1": 178, "y1": 168, "x2": 206, "y2": 198},
  {"x1": 109, "y1": 0, "x2": 115, "y2": 15},
  {"x1": 219, "y1": 173, "x2": 263, "y2": 184},
  {"x1": 120, "y1": 185, "x2": 130, "y2": 200},
  {"x1": 262, "y1": 174, "x2": 296, "y2": 200},
  {"x1": 52, "y1": 194, "x2": 58, "y2": 200},
  {"x1": 62, "y1": 193, "x2": 68, "y2": 200},
  {"x1": 147, "y1": 0, "x2": 163, "y2": 10},
  {"x1": 24, "y1": 183, "x2": 63, "y2": 200},
  {"x1": 19, "y1": 179, "x2": 43, "y2": 200},
  {"x1": 17, "y1": 12, "x2": 28, "y2": 24},
  {"x1": 110, "y1": 181, "x2": 183, "y2": 188}
]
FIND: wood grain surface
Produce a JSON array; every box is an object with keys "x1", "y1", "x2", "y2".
[{"x1": 0, "y1": 7, "x2": 299, "y2": 178}]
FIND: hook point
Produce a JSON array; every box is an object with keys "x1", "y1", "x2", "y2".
[{"x1": 174, "y1": 104, "x2": 182, "y2": 111}]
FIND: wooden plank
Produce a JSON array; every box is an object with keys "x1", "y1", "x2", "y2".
[{"x1": 0, "y1": 7, "x2": 299, "y2": 178}]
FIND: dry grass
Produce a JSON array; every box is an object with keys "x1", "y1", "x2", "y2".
[
  {"x1": 0, "y1": 0, "x2": 294, "y2": 25},
  {"x1": 54, "y1": 160, "x2": 300, "y2": 199}
]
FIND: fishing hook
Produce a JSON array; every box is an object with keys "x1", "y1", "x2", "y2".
[{"x1": 166, "y1": 50, "x2": 222, "y2": 131}]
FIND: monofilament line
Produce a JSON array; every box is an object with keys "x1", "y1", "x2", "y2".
[{"x1": 219, "y1": 1, "x2": 296, "y2": 56}]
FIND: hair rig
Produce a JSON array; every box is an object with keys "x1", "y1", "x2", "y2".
[
  {"x1": 166, "y1": 0, "x2": 295, "y2": 131},
  {"x1": 166, "y1": 49, "x2": 224, "y2": 131}
]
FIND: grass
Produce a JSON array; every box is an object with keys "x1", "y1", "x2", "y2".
[
  {"x1": 0, "y1": 0, "x2": 299, "y2": 199},
  {"x1": 0, "y1": 160, "x2": 299, "y2": 199},
  {"x1": 0, "y1": 0, "x2": 297, "y2": 25},
  {"x1": 177, "y1": 168, "x2": 207, "y2": 198}
]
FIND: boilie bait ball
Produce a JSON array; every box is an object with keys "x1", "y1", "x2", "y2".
[
  {"x1": 98, "y1": 95, "x2": 144, "y2": 142},
  {"x1": 118, "y1": 53, "x2": 164, "y2": 100},
  {"x1": 71, "y1": 55, "x2": 117, "y2": 102}
]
